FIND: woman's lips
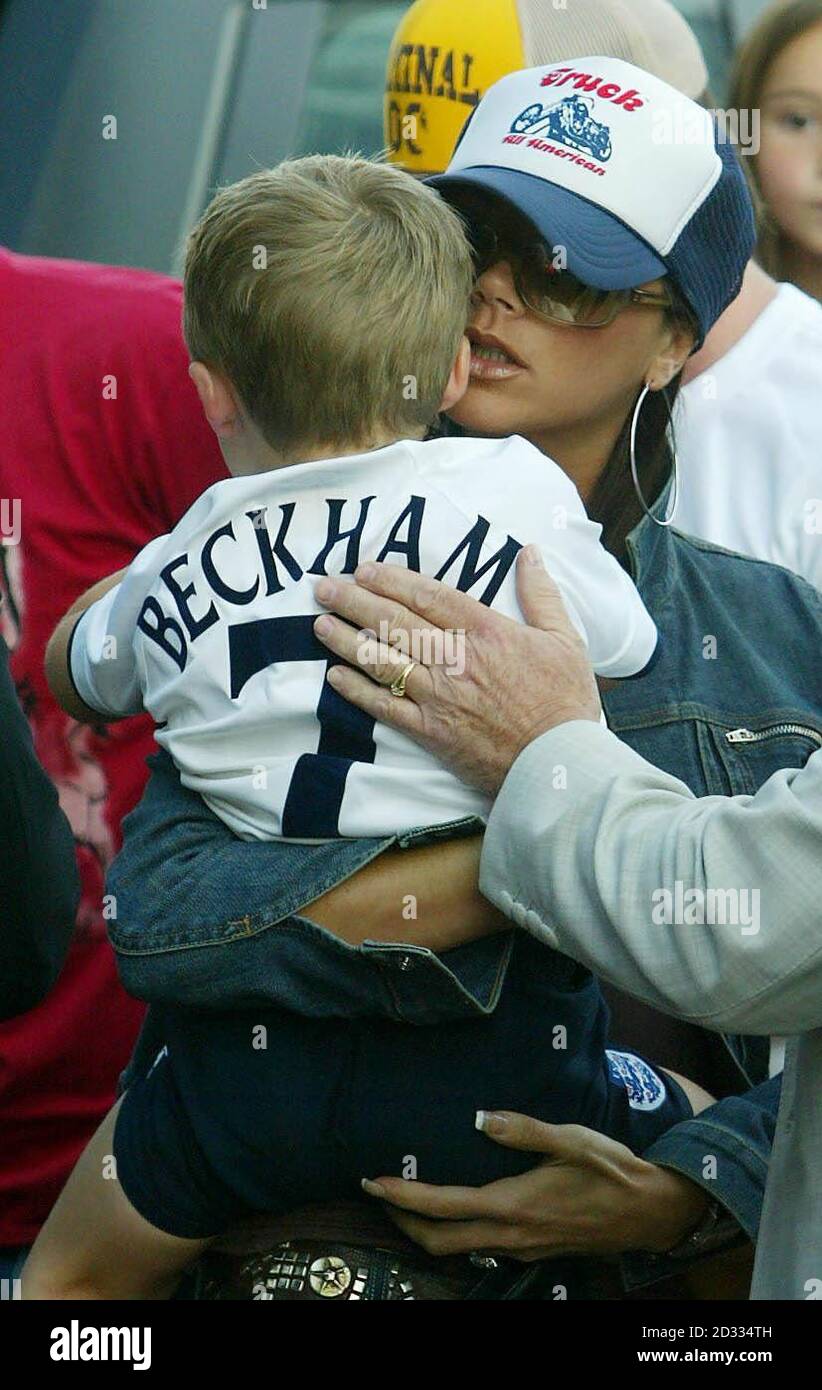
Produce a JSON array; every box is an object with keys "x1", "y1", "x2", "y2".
[{"x1": 468, "y1": 342, "x2": 526, "y2": 381}]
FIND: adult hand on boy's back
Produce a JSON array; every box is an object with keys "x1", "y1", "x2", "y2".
[{"x1": 313, "y1": 547, "x2": 602, "y2": 797}]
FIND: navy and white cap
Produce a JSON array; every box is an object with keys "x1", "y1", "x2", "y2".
[{"x1": 428, "y1": 57, "x2": 755, "y2": 345}]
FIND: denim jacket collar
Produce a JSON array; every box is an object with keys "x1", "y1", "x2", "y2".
[{"x1": 623, "y1": 480, "x2": 676, "y2": 617}]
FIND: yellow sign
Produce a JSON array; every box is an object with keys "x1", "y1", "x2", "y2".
[{"x1": 384, "y1": 0, "x2": 526, "y2": 174}]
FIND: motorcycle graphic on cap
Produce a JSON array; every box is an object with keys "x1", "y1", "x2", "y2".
[{"x1": 511, "y1": 95, "x2": 613, "y2": 162}]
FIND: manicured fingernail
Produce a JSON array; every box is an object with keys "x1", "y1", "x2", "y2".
[
  {"x1": 522, "y1": 545, "x2": 544, "y2": 567},
  {"x1": 314, "y1": 615, "x2": 332, "y2": 636},
  {"x1": 355, "y1": 563, "x2": 377, "y2": 582},
  {"x1": 361, "y1": 1178, "x2": 386, "y2": 1197},
  {"x1": 326, "y1": 666, "x2": 343, "y2": 686},
  {"x1": 476, "y1": 1110, "x2": 507, "y2": 1135},
  {"x1": 314, "y1": 578, "x2": 336, "y2": 602}
]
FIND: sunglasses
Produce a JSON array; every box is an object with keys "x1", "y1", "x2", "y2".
[{"x1": 466, "y1": 220, "x2": 672, "y2": 330}]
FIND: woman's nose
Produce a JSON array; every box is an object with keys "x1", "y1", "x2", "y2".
[{"x1": 472, "y1": 259, "x2": 523, "y2": 313}]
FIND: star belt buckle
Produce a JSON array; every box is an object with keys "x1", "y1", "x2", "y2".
[{"x1": 308, "y1": 1255, "x2": 353, "y2": 1298}]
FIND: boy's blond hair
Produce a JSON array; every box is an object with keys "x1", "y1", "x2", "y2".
[{"x1": 183, "y1": 155, "x2": 474, "y2": 455}]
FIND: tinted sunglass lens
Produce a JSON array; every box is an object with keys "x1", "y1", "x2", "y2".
[
  {"x1": 464, "y1": 226, "x2": 623, "y2": 326},
  {"x1": 518, "y1": 256, "x2": 576, "y2": 320},
  {"x1": 521, "y1": 258, "x2": 621, "y2": 326},
  {"x1": 570, "y1": 285, "x2": 619, "y2": 326}
]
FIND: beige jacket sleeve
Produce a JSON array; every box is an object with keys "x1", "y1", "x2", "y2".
[{"x1": 479, "y1": 721, "x2": 822, "y2": 1036}]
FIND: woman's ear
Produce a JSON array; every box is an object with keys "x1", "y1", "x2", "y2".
[
  {"x1": 647, "y1": 319, "x2": 696, "y2": 391},
  {"x1": 439, "y1": 335, "x2": 471, "y2": 413}
]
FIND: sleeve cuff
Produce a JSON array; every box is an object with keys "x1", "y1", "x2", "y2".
[
  {"x1": 66, "y1": 608, "x2": 114, "y2": 717},
  {"x1": 484, "y1": 718, "x2": 654, "y2": 857},
  {"x1": 68, "y1": 587, "x2": 144, "y2": 719},
  {"x1": 500, "y1": 719, "x2": 654, "y2": 792}
]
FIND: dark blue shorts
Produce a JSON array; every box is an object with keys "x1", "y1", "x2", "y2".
[{"x1": 114, "y1": 936, "x2": 692, "y2": 1238}]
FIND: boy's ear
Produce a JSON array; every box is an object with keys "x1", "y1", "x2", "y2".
[
  {"x1": 438, "y1": 335, "x2": 471, "y2": 414},
  {"x1": 188, "y1": 363, "x2": 243, "y2": 439}
]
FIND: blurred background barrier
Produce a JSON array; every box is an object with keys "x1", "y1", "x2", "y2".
[{"x1": 0, "y1": 0, "x2": 776, "y2": 273}]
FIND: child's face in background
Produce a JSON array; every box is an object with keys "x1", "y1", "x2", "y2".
[{"x1": 757, "y1": 20, "x2": 822, "y2": 262}]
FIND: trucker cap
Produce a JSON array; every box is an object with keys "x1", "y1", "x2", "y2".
[
  {"x1": 426, "y1": 58, "x2": 755, "y2": 345},
  {"x1": 385, "y1": 0, "x2": 709, "y2": 173}
]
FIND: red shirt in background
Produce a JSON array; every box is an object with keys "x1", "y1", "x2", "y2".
[{"x1": 0, "y1": 248, "x2": 226, "y2": 1245}]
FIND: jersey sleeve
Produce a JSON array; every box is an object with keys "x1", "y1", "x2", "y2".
[
  {"x1": 531, "y1": 500, "x2": 659, "y2": 678},
  {"x1": 533, "y1": 515, "x2": 658, "y2": 677},
  {"x1": 421, "y1": 435, "x2": 658, "y2": 677},
  {"x1": 525, "y1": 469, "x2": 658, "y2": 677},
  {"x1": 69, "y1": 533, "x2": 171, "y2": 718}
]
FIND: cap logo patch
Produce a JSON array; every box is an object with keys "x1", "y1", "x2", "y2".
[{"x1": 510, "y1": 95, "x2": 612, "y2": 162}]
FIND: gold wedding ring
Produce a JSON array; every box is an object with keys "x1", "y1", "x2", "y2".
[{"x1": 388, "y1": 660, "x2": 416, "y2": 698}]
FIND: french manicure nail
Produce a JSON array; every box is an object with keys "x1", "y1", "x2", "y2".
[
  {"x1": 361, "y1": 1177, "x2": 386, "y2": 1197},
  {"x1": 476, "y1": 1110, "x2": 507, "y2": 1135}
]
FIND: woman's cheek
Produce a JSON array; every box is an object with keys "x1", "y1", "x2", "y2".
[{"x1": 447, "y1": 379, "x2": 535, "y2": 436}]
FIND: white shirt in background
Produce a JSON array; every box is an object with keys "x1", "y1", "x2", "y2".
[
  {"x1": 676, "y1": 283, "x2": 822, "y2": 593},
  {"x1": 675, "y1": 286, "x2": 822, "y2": 1077}
]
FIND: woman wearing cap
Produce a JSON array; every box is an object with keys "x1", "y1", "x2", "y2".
[
  {"x1": 90, "y1": 60, "x2": 820, "y2": 1298},
  {"x1": 306, "y1": 59, "x2": 822, "y2": 1298}
]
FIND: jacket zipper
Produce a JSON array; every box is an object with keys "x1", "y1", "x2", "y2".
[
  {"x1": 720, "y1": 722, "x2": 820, "y2": 1084},
  {"x1": 726, "y1": 723, "x2": 822, "y2": 749}
]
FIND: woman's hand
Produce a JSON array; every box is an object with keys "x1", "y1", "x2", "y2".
[{"x1": 362, "y1": 1110, "x2": 709, "y2": 1261}]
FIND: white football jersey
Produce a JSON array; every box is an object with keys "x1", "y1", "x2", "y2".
[{"x1": 70, "y1": 434, "x2": 656, "y2": 840}]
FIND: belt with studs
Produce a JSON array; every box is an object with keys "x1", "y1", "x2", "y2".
[{"x1": 195, "y1": 1238, "x2": 486, "y2": 1301}]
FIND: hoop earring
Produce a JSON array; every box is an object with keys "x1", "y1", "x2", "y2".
[{"x1": 629, "y1": 383, "x2": 679, "y2": 527}]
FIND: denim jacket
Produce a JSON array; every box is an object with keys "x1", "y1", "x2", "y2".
[{"x1": 110, "y1": 495, "x2": 822, "y2": 1289}]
